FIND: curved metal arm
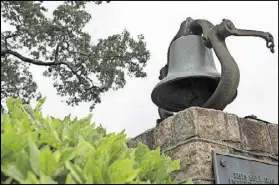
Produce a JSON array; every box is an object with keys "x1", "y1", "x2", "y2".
[
  {"x1": 189, "y1": 18, "x2": 275, "y2": 110},
  {"x1": 216, "y1": 19, "x2": 275, "y2": 53}
]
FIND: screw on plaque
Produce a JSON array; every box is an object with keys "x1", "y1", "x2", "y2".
[{"x1": 220, "y1": 159, "x2": 227, "y2": 167}]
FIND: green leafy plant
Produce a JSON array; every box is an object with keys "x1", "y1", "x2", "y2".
[{"x1": 1, "y1": 98, "x2": 192, "y2": 184}]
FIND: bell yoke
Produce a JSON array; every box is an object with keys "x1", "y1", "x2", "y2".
[{"x1": 152, "y1": 17, "x2": 275, "y2": 122}]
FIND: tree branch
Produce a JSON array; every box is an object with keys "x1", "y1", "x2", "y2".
[
  {"x1": 2, "y1": 49, "x2": 94, "y2": 88},
  {"x1": 54, "y1": 36, "x2": 66, "y2": 63},
  {"x1": 1, "y1": 34, "x2": 138, "y2": 93},
  {"x1": 1, "y1": 33, "x2": 102, "y2": 91},
  {"x1": 2, "y1": 33, "x2": 18, "y2": 49},
  {"x1": 3, "y1": 49, "x2": 56, "y2": 66}
]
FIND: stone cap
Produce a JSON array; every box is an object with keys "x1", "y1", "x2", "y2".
[{"x1": 127, "y1": 107, "x2": 278, "y2": 158}]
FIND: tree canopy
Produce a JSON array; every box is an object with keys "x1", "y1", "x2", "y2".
[{"x1": 1, "y1": 1, "x2": 150, "y2": 110}]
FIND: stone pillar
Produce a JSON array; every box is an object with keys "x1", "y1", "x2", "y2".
[{"x1": 127, "y1": 107, "x2": 278, "y2": 184}]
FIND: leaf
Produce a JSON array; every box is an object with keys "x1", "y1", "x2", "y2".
[
  {"x1": 63, "y1": 114, "x2": 72, "y2": 125},
  {"x1": 20, "y1": 171, "x2": 40, "y2": 184},
  {"x1": 134, "y1": 143, "x2": 150, "y2": 163},
  {"x1": 65, "y1": 161, "x2": 84, "y2": 184},
  {"x1": 83, "y1": 157, "x2": 104, "y2": 184},
  {"x1": 39, "y1": 147, "x2": 60, "y2": 176},
  {"x1": 79, "y1": 114, "x2": 93, "y2": 125},
  {"x1": 40, "y1": 172, "x2": 58, "y2": 184},
  {"x1": 34, "y1": 97, "x2": 46, "y2": 112},
  {"x1": 108, "y1": 159, "x2": 139, "y2": 184},
  {"x1": 6, "y1": 98, "x2": 19, "y2": 114},
  {"x1": 65, "y1": 174, "x2": 76, "y2": 184},
  {"x1": 39, "y1": 129, "x2": 62, "y2": 149},
  {"x1": 28, "y1": 134, "x2": 40, "y2": 176},
  {"x1": 75, "y1": 138, "x2": 95, "y2": 158},
  {"x1": 21, "y1": 104, "x2": 35, "y2": 119},
  {"x1": 60, "y1": 147, "x2": 75, "y2": 164},
  {"x1": 170, "y1": 159, "x2": 180, "y2": 172},
  {"x1": 1, "y1": 163, "x2": 25, "y2": 182}
]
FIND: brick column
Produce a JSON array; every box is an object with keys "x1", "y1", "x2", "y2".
[{"x1": 127, "y1": 107, "x2": 278, "y2": 184}]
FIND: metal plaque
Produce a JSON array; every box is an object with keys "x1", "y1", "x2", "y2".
[{"x1": 212, "y1": 151, "x2": 278, "y2": 184}]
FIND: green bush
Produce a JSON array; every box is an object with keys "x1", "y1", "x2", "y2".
[{"x1": 1, "y1": 98, "x2": 192, "y2": 184}]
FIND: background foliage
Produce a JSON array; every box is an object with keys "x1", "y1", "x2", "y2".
[{"x1": 1, "y1": 1, "x2": 150, "y2": 110}]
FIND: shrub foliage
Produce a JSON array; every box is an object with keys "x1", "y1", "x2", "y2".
[{"x1": 1, "y1": 98, "x2": 192, "y2": 184}]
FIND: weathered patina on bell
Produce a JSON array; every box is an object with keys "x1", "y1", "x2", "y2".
[{"x1": 151, "y1": 35, "x2": 221, "y2": 112}]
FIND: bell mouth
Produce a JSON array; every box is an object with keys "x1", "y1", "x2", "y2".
[{"x1": 151, "y1": 76, "x2": 220, "y2": 112}]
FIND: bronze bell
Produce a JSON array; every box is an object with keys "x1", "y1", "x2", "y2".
[
  {"x1": 152, "y1": 17, "x2": 275, "y2": 116},
  {"x1": 151, "y1": 35, "x2": 220, "y2": 112}
]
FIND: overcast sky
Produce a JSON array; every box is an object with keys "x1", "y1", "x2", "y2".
[{"x1": 2, "y1": 1, "x2": 278, "y2": 137}]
